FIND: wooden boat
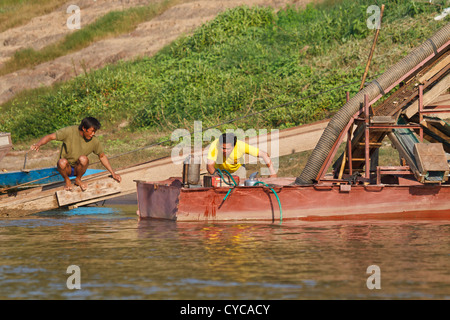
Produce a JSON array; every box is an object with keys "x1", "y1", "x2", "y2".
[
  {"x1": 1, "y1": 133, "x2": 105, "y2": 189},
  {"x1": 0, "y1": 167, "x2": 105, "y2": 188},
  {"x1": 135, "y1": 176, "x2": 450, "y2": 222},
  {"x1": 0, "y1": 133, "x2": 12, "y2": 163}
]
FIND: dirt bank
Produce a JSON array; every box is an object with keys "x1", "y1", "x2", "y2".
[
  {"x1": 1, "y1": 0, "x2": 316, "y2": 171},
  {"x1": 0, "y1": 0, "x2": 314, "y2": 105},
  {"x1": 0, "y1": 0, "x2": 150, "y2": 67}
]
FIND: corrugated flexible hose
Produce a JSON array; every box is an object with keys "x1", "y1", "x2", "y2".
[{"x1": 295, "y1": 22, "x2": 450, "y2": 185}]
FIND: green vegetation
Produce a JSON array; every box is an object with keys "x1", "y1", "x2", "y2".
[
  {"x1": 1, "y1": 0, "x2": 448, "y2": 149},
  {"x1": 0, "y1": 0, "x2": 180, "y2": 76}
]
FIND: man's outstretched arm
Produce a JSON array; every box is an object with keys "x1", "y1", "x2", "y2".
[
  {"x1": 99, "y1": 153, "x2": 121, "y2": 182},
  {"x1": 30, "y1": 133, "x2": 56, "y2": 152},
  {"x1": 259, "y1": 151, "x2": 277, "y2": 178},
  {"x1": 206, "y1": 160, "x2": 216, "y2": 175}
]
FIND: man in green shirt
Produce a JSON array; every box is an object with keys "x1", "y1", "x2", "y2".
[{"x1": 30, "y1": 117, "x2": 121, "y2": 191}]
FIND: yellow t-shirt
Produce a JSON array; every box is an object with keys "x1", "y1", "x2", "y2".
[
  {"x1": 207, "y1": 139, "x2": 259, "y2": 173},
  {"x1": 55, "y1": 125, "x2": 104, "y2": 166}
]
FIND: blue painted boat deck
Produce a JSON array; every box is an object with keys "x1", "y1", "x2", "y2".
[{"x1": 0, "y1": 167, "x2": 105, "y2": 188}]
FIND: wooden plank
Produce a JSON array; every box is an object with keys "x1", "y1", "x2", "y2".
[
  {"x1": 421, "y1": 119, "x2": 450, "y2": 142},
  {"x1": 0, "y1": 194, "x2": 60, "y2": 218},
  {"x1": 417, "y1": 54, "x2": 450, "y2": 84},
  {"x1": 68, "y1": 189, "x2": 137, "y2": 208},
  {"x1": 56, "y1": 180, "x2": 121, "y2": 207},
  {"x1": 358, "y1": 142, "x2": 382, "y2": 146},
  {"x1": 428, "y1": 93, "x2": 450, "y2": 106},
  {"x1": 0, "y1": 133, "x2": 11, "y2": 147},
  {"x1": 413, "y1": 143, "x2": 449, "y2": 173},
  {"x1": 0, "y1": 132, "x2": 12, "y2": 162},
  {"x1": 423, "y1": 118, "x2": 446, "y2": 125},
  {"x1": 370, "y1": 116, "x2": 396, "y2": 124},
  {"x1": 404, "y1": 73, "x2": 450, "y2": 118}
]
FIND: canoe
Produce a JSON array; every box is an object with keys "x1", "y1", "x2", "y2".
[
  {"x1": 135, "y1": 176, "x2": 450, "y2": 222},
  {"x1": 0, "y1": 167, "x2": 105, "y2": 188}
]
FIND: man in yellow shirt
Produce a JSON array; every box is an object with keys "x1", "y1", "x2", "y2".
[
  {"x1": 30, "y1": 117, "x2": 121, "y2": 191},
  {"x1": 206, "y1": 133, "x2": 277, "y2": 179}
]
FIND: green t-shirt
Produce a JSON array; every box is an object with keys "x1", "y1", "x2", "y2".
[{"x1": 55, "y1": 125, "x2": 104, "y2": 166}]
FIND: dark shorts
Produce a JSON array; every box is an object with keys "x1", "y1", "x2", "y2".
[{"x1": 69, "y1": 166, "x2": 76, "y2": 177}]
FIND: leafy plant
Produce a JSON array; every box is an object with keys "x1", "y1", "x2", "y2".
[{"x1": 0, "y1": 0, "x2": 447, "y2": 144}]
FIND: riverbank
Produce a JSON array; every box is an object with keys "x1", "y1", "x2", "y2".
[{"x1": 2, "y1": 1, "x2": 447, "y2": 143}]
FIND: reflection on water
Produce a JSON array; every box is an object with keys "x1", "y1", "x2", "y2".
[{"x1": 0, "y1": 205, "x2": 449, "y2": 299}]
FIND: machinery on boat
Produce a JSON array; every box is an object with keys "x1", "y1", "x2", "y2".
[{"x1": 135, "y1": 23, "x2": 450, "y2": 222}]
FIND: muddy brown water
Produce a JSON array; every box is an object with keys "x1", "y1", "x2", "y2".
[{"x1": 0, "y1": 202, "x2": 449, "y2": 300}]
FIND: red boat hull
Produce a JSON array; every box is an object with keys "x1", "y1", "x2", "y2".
[{"x1": 135, "y1": 178, "x2": 450, "y2": 222}]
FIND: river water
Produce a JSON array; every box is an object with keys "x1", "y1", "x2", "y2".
[{"x1": 0, "y1": 202, "x2": 449, "y2": 301}]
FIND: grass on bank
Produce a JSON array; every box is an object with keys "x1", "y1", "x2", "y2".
[
  {"x1": 0, "y1": 0, "x2": 68, "y2": 32},
  {"x1": 1, "y1": 0, "x2": 449, "y2": 170},
  {"x1": 0, "y1": 0, "x2": 181, "y2": 76}
]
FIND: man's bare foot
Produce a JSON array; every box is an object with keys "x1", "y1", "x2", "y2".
[
  {"x1": 74, "y1": 179, "x2": 88, "y2": 191},
  {"x1": 64, "y1": 182, "x2": 73, "y2": 191}
]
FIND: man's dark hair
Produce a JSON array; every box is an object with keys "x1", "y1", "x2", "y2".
[
  {"x1": 79, "y1": 117, "x2": 101, "y2": 131},
  {"x1": 218, "y1": 133, "x2": 237, "y2": 146}
]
